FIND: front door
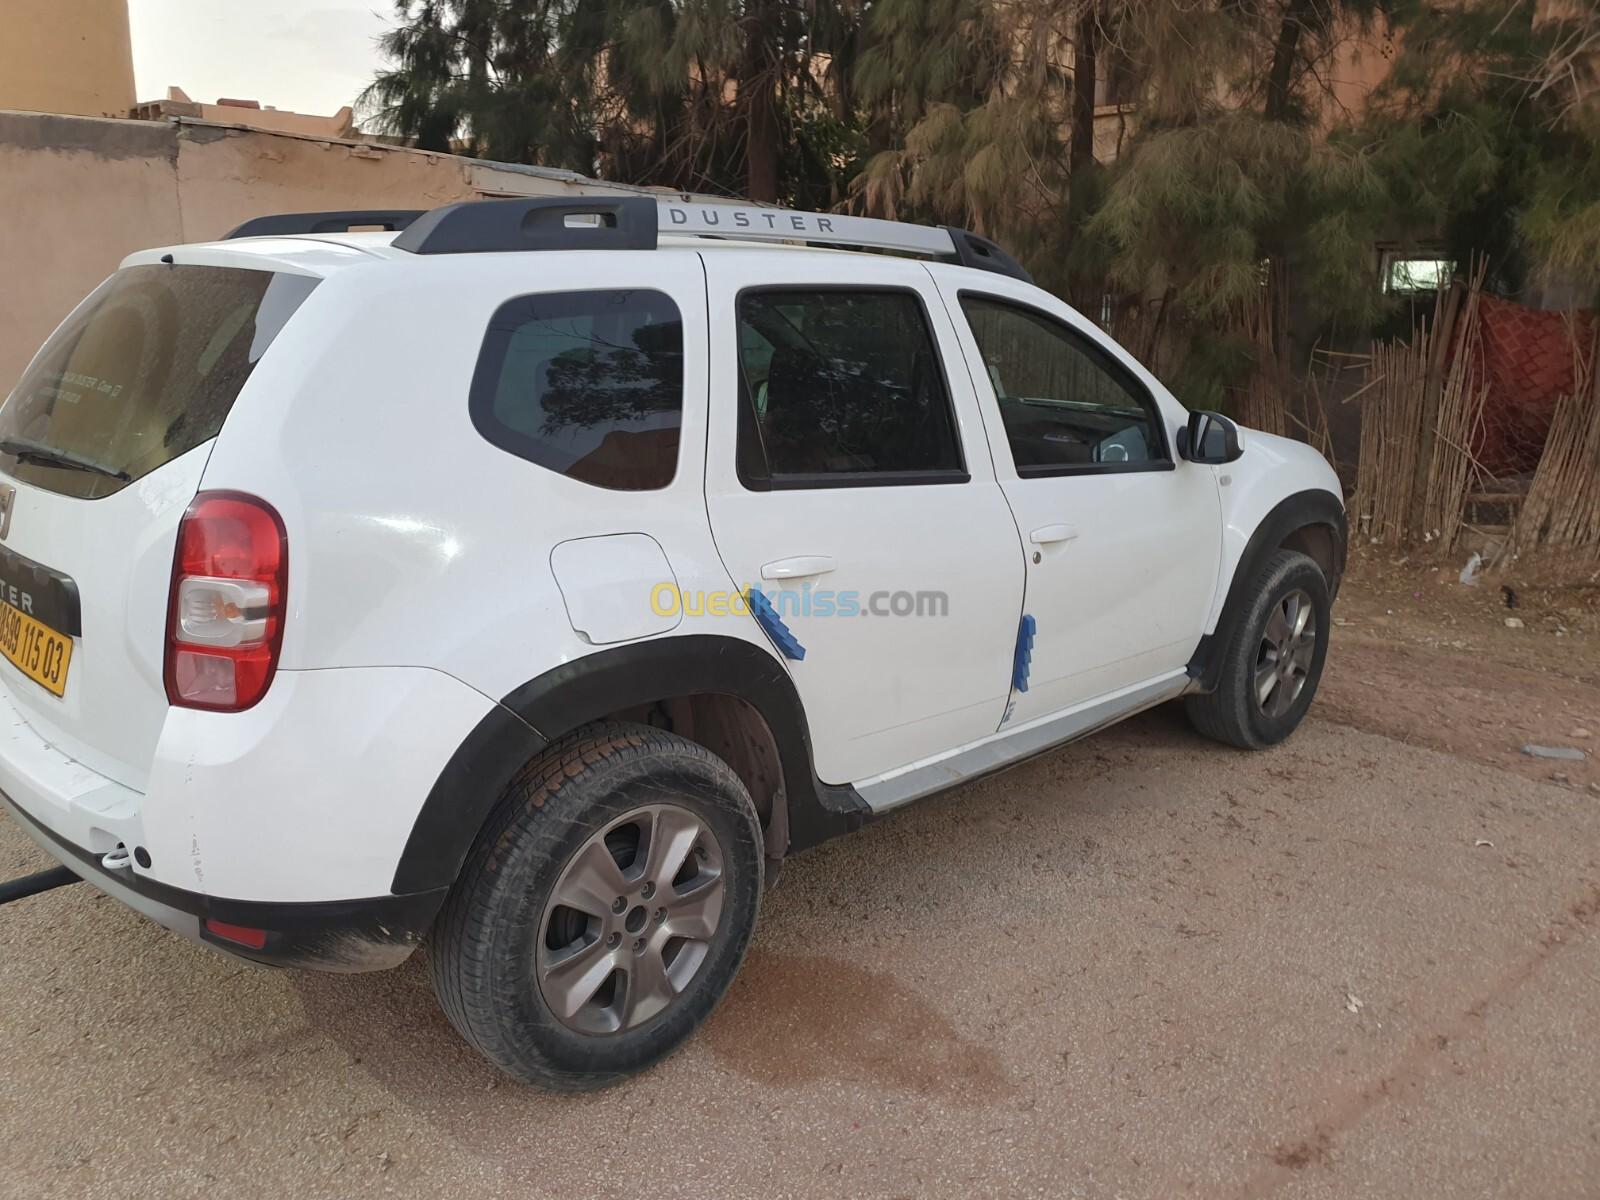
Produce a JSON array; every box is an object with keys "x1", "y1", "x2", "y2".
[
  {"x1": 701, "y1": 253, "x2": 1025, "y2": 785},
  {"x1": 934, "y1": 276, "x2": 1221, "y2": 725}
]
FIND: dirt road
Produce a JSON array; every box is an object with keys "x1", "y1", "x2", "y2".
[{"x1": 2, "y1": 571, "x2": 1598, "y2": 1199}]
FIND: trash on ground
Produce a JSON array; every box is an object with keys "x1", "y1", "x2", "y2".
[
  {"x1": 1459, "y1": 552, "x2": 1482, "y2": 585},
  {"x1": 1345, "y1": 992, "x2": 1364, "y2": 1014},
  {"x1": 1522, "y1": 744, "x2": 1587, "y2": 761},
  {"x1": 1505, "y1": 617, "x2": 1525, "y2": 628},
  {"x1": 1475, "y1": 838, "x2": 1495, "y2": 847}
]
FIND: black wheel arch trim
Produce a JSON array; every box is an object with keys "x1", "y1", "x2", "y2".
[
  {"x1": 391, "y1": 634, "x2": 868, "y2": 896},
  {"x1": 1187, "y1": 488, "x2": 1347, "y2": 693}
]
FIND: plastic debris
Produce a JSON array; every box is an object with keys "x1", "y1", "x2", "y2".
[
  {"x1": 1505, "y1": 617, "x2": 1525, "y2": 628},
  {"x1": 1459, "y1": 552, "x2": 1482, "y2": 586},
  {"x1": 1522, "y1": 744, "x2": 1587, "y2": 761},
  {"x1": 1345, "y1": 992, "x2": 1364, "y2": 1014},
  {"x1": 1475, "y1": 838, "x2": 1494, "y2": 847}
]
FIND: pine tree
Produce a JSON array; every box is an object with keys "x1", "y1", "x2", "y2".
[
  {"x1": 1355, "y1": 0, "x2": 1600, "y2": 290},
  {"x1": 361, "y1": 0, "x2": 868, "y2": 205}
]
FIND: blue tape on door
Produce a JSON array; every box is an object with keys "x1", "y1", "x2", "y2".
[
  {"x1": 746, "y1": 588, "x2": 806, "y2": 661},
  {"x1": 1012, "y1": 614, "x2": 1035, "y2": 693}
]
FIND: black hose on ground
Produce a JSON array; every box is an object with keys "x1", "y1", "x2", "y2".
[{"x1": 0, "y1": 865, "x2": 82, "y2": 905}]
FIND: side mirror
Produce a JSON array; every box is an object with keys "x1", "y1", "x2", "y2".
[{"x1": 1177, "y1": 410, "x2": 1243, "y2": 464}]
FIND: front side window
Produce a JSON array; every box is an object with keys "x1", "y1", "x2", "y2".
[
  {"x1": 470, "y1": 289, "x2": 683, "y2": 491},
  {"x1": 735, "y1": 289, "x2": 965, "y2": 487},
  {"x1": 1, "y1": 265, "x2": 318, "y2": 499},
  {"x1": 960, "y1": 295, "x2": 1167, "y2": 474}
]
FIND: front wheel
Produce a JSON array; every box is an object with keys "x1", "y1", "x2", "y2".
[
  {"x1": 428, "y1": 722, "x2": 764, "y2": 1091},
  {"x1": 1185, "y1": 549, "x2": 1330, "y2": 750}
]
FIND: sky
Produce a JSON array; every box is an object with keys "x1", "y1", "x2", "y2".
[{"x1": 127, "y1": 1, "x2": 396, "y2": 119}]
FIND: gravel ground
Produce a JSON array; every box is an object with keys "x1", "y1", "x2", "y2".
[{"x1": 2, "y1": 621, "x2": 1599, "y2": 1198}]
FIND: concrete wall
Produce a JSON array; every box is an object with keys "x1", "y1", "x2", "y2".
[
  {"x1": 0, "y1": 0, "x2": 136, "y2": 118},
  {"x1": 0, "y1": 110, "x2": 635, "y2": 391}
]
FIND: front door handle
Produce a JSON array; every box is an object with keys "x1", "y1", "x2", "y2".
[
  {"x1": 1030, "y1": 524, "x2": 1079, "y2": 545},
  {"x1": 761, "y1": 555, "x2": 837, "y2": 581}
]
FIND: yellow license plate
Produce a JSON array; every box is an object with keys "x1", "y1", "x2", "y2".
[{"x1": 0, "y1": 601, "x2": 72, "y2": 697}]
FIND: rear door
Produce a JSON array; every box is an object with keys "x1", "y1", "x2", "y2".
[
  {"x1": 0, "y1": 262, "x2": 318, "y2": 788},
  {"x1": 933, "y1": 274, "x2": 1221, "y2": 724},
  {"x1": 701, "y1": 252, "x2": 1026, "y2": 785}
]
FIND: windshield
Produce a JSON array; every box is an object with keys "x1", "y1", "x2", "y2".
[{"x1": 0, "y1": 264, "x2": 318, "y2": 499}]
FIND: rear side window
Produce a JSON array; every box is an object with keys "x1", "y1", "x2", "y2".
[
  {"x1": 735, "y1": 289, "x2": 965, "y2": 488},
  {"x1": 469, "y1": 289, "x2": 683, "y2": 491},
  {"x1": 1, "y1": 265, "x2": 317, "y2": 499}
]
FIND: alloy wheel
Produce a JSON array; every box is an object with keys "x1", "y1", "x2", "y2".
[
  {"x1": 536, "y1": 803, "x2": 725, "y2": 1036},
  {"x1": 1255, "y1": 588, "x2": 1316, "y2": 718}
]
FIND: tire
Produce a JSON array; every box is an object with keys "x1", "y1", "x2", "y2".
[
  {"x1": 429, "y1": 721, "x2": 764, "y2": 1091},
  {"x1": 1185, "y1": 549, "x2": 1330, "y2": 750}
]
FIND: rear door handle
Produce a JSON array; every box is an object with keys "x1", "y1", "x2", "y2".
[
  {"x1": 761, "y1": 555, "x2": 837, "y2": 581},
  {"x1": 1030, "y1": 524, "x2": 1078, "y2": 545}
]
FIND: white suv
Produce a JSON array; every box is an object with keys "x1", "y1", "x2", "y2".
[{"x1": 0, "y1": 196, "x2": 1343, "y2": 1089}]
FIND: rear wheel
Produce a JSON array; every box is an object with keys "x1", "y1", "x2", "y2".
[
  {"x1": 429, "y1": 722, "x2": 763, "y2": 1090},
  {"x1": 1185, "y1": 549, "x2": 1330, "y2": 750}
]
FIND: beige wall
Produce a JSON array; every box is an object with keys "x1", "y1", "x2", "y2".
[
  {"x1": 0, "y1": 110, "x2": 638, "y2": 390},
  {"x1": 0, "y1": 0, "x2": 135, "y2": 118},
  {"x1": 133, "y1": 90, "x2": 360, "y2": 140}
]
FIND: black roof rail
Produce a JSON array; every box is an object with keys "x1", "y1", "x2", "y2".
[
  {"x1": 942, "y1": 227, "x2": 1033, "y2": 284},
  {"x1": 223, "y1": 210, "x2": 426, "y2": 240},
  {"x1": 392, "y1": 196, "x2": 659, "y2": 255}
]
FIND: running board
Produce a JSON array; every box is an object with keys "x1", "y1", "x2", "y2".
[{"x1": 855, "y1": 673, "x2": 1189, "y2": 814}]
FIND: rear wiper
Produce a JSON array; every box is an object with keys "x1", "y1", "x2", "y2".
[{"x1": 0, "y1": 437, "x2": 130, "y2": 482}]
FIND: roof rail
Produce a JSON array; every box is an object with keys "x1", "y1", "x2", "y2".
[
  {"x1": 392, "y1": 196, "x2": 657, "y2": 255},
  {"x1": 387, "y1": 195, "x2": 1034, "y2": 283},
  {"x1": 224, "y1": 210, "x2": 426, "y2": 239}
]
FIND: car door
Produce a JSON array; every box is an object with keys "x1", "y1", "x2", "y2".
[
  {"x1": 931, "y1": 270, "x2": 1222, "y2": 726},
  {"x1": 701, "y1": 251, "x2": 1026, "y2": 785}
]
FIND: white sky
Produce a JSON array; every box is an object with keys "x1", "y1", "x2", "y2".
[{"x1": 127, "y1": 1, "x2": 396, "y2": 118}]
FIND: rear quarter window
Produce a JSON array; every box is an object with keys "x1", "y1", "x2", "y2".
[
  {"x1": 0, "y1": 265, "x2": 318, "y2": 499},
  {"x1": 468, "y1": 289, "x2": 684, "y2": 491}
]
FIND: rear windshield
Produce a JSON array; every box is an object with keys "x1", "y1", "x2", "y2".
[{"x1": 0, "y1": 264, "x2": 318, "y2": 499}]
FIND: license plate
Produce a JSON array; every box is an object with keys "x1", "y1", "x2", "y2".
[{"x1": 0, "y1": 601, "x2": 72, "y2": 697}]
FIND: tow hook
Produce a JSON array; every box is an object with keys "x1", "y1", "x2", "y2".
[{"x1": 0, "y1": 865, "x2": 82, "y2": 906}]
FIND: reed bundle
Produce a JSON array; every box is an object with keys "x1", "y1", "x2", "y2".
[
  {"x1": 1418, "y1": 259, "x2": 1491, "y2": 550},
  {"x1": 1350, "y1": 262, "x2": 1488, "y2": 548},
  {"x1": 1353, "y1": 327, "x2": 1430, "y2": 543},
  {"x1": 1509, "y1": 322, "x2": 1600, "y2": 561}
]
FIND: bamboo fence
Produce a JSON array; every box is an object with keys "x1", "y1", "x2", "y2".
[
  {"x1": 1508, "y1": 322, "x2": 1600, "y2": 562},
  {"x1": 1418, "y1": 261, "x2": 1491, "y2": 549},
  {"x1": 1350, "y1": 261, "x2": 1489, "y2": 549},
  {"x1": 1353, "y1": 327, "x2": 1430, "y2": 543},
  {"x1": 1234, "y1": 264, "x2": 1291, "y2": 439}
]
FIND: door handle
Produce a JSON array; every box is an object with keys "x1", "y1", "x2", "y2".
[
  {"x1": 1030, "y1": 524, "x2": 1078, "y2": 545},
  {"x1": 760, "y1": 555, "x2": 837, "y2": 581}
]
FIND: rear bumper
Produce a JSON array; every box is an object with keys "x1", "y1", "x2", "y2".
[
  {"x1": 0, "y1": 662, "x2": 490, "y2": 968},
  {"x1": 2, "y1": 790, "x2": 444, "y2": 970}
]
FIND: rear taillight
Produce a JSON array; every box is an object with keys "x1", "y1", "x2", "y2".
[
  {"x1": 164, "y1": 492, "x2": 287, "y2": 712},
  {"x1": 203, "y1": 918, "x2": 270, "y2": 949}
]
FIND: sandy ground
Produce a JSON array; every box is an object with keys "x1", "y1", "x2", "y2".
[{"x1": 2, "y1": 562, "x2": 1598, "y2": 1199}]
